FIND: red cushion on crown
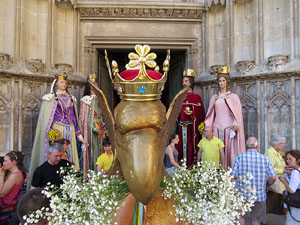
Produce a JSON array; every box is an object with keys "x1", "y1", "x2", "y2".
[{"x1": 120, "y1": 69, "x2": 163, "y2": 80}]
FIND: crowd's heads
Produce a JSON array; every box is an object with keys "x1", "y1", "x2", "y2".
[
  {"x1": 285, "y1": 150, "x2": 300, "y2": 167},
  {"x1": 48, "y1": 143, "x2": 64, "y2": 154},
  {"x1": 18, "y1": 188, "x2": 51, "y2": 225},
  {"x1": 246, "y1": 137, "x2": 258, "y2": 150},
  {"x1": 5, "y1": 151, "x2": 26, "y2": 178},
  {"x1": 0, "y1": 156, "x2": 4, "y2": 167},
  {"x1": 57, "y1": 138, "x2": 70, "y2": 146},
  {"x1": 102, "y1": 137, "x2": 111, "y2": 147},
  {"x1": 47, "y1": 143, "x2": 64, "y2": 165},
  {"x1": 169, "y1": 132, "x2": 179, "y2": 145},
  {"x1": 203, "y1": 126, "x2": 213, "y2": 139},
  {"x1": 270, "y1": 135, "x2": 286, "y2": 151}
]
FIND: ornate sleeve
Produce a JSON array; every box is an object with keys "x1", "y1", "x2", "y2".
[{"x1": 70, "y1": 104, "x2": 81, "y2": 136}]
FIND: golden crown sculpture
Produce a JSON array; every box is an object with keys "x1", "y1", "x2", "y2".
[
  {"x1": 183, "y1": 68, "x2": 197, "y2": 77},
  {"x1": 105, "y1": 45, "x2": 170, "y2": 101},
  {"x1": 217, "y1": 66, "x2": 231, "y2": 74}
]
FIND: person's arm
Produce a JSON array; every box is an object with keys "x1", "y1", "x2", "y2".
[
  {"x1": 267, "y1": 176, "x2": 276, "y2": 187},
  {"x1": 30, "y1": 167, "x2": 42, "y2": 190},
  {"x1": 197, "y1": 148, "x2": 202, "y2": 162},
  {"x1": 219, "y1": 147, "x2": 225, "y2": 169},
  {"x1": 265, "y1": 149, "x2": 284, "y2": 175},
  {"x1": 166, "y1": 147, "x2": 183, "y2": 169},
  {"x1": 279, "y1": 170, "x2": 300, "y2": 194},
  {"x1": 97, "y1": 165, "x2": 103, "y2": 173},
  {"x1": 96, "y1": 155, "x2": 105, "y2": 173},
  {"x1": 30, "y1": 186, "x2": 37, "y2": 190},
  {"x1": 0, "y1": 172, "x2": 21, "y2": 197}
]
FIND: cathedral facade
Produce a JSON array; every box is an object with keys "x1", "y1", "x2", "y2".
[{"x1": 0, "y1": 0, "x2": 299, "y2": 168}]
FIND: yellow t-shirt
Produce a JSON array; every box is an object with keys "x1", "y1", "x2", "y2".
[
  {"x1": 198, "y1": 136, "x2": 224, "y2": 169},
  {"x1": 96, "y1": 151, "x2": 114, "y2": 172}
]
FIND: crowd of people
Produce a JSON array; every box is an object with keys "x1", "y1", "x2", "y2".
[
  {"x1": 166, "y1": 66, "x2": 300, "y2": 225},
  {"x1": 0, "y1": 73, "x2": 113, "y2": 224},
  {"x1": 0, "y1": 66, "x2": 299, "y2": 225}
]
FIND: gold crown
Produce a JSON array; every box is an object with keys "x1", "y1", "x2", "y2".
[
  {"x1": 105, "y1": 45, "x2": 170, "y2": 101},
  {"x1": 56, "y1": 73, "x2": 68, "y2": 81},
  {"x1": 89, "y1": 73, "x2": 97, "y2": 83},
  {"x1": 183, "y1": 69, "x2": 197, "y2": 78},
  {"x1": 217, "y1": 66, "x2": 231, "y2": 74}
]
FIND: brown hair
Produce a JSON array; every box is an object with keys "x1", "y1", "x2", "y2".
[
  {"x1": 286, "y1": 150, "x2": 300, "y2": 166},
  {"x1": 5, "y1": 151, "x2": 26, "y2": 179},
  {"x1": 18, "y1": 188, "x2": 51, "y2": 225},
  {"x1": 216, "y1": 74, "x2": 231, "y2": 92},
  {"x1": 57, "y1": 138, "x2": 70, "y2": 146}
]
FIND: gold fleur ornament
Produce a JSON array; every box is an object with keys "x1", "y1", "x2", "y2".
[{"x1": 128, "y1": 45, "x2": 157, "y2": 69}]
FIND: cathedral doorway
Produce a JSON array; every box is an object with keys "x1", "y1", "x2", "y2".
[{"x1": 98, "y1": 49, "x2": 186, "y2": 110}]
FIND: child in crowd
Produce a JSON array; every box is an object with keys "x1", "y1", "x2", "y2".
[
  {"x1": 96, "y1": 137, "x2": 114, "y2": 173},
  {"x1": 57, "y1": 138, "x2": 71, "y2": 160}
]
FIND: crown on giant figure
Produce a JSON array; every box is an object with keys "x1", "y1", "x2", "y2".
[
  {"x1": 105, "y1": 44, "x2": 170, "y2": 101},
  {"x1": 183, "y1": 69, "x2": 197, "y2": 78},
  {"x1": 56, "y1": 72, "x2": 68, "y2": 80},
  {"x1": 217, "y1": 66, "x2": 231, "y2": 74},
  {"x1": 89, "y1": 73, "x2": 97, "y2": 84}
]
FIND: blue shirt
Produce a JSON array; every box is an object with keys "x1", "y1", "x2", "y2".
[{"x1": 232, "y1": 149, "x2": 276, "y2": 202}]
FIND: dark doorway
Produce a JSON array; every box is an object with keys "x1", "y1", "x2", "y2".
[{"x1": 98, "y1": 48, "x2": 186, "y2": 110}]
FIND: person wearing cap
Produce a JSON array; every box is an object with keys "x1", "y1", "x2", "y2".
[
  {"x1": 177, "y1": 69, "x2": 205, "y2": 167},
  {"x1": 205, "y1": 66, "x2": 245, "y2": 169},
  {"x1": 29, "y1": 73, "x2": 88, "y2": 184},
  {"x1": 79, "y1": 74, "x2": 107, "y2": 173}
]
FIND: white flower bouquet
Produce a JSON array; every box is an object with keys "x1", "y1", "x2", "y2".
[
  {"x1": 160, "y1": 164, "x2": 255, "y2": 225},
  {"x1": 24, "y1": 165, "x2": 255, "y2": 225}
]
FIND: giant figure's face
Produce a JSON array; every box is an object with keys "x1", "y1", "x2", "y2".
[
  {"x1": 56, "y1": 80, "x2": 67, "y2": 91},
  {"x1": 114, "y1": 100, "x2": 167, "y2": 204},
  {"x1": 218, "y1": 76, "x2": 227, "y2": 90}
]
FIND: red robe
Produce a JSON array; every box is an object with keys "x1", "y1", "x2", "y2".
[{"x1": 177, "y1": 92, "x2": 205, "y2": 167}]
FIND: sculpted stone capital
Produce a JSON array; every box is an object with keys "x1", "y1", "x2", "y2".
[
  {"x1": 236, "y1": 60, "x2": 255, "y2": 74},
  {"x1": 0, "y1": 53, "x2": 12, "y2": 70},
  {"x1": 207, "y1": 0, "x2": 226, "y2": 10},
  {"x1": 26, "y1": 59, "x2": 45, "y2": 73},
  {"x1": 55, "y1": 63, "x2": 73, "y2": 76},
  {"x1": 267, "y1": 54, "x2": 288, "y2": 71},
  {"x1": 78, "y1": 7, "x2": 203, "y2": 20},
  {"x1": 210, "y1": 64, "x2": 225, "y2": 76},
  {"x1": 234, "y1": 0, "x2": 251, "y2": 3},
  {"x1": 55, "y1": 0, "x2": 76, "y2": 9}
]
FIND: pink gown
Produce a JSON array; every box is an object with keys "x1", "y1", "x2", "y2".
[{"x1": 205, "y1": 92, "x2": 245, "y2": 168}]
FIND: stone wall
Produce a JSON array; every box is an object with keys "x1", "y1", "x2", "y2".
[
  {"x1": 197, "y1": 0, "x2": 300, "y2": 152},
  {"x1": 0, "y1": 0, "x2": 299, "y2": 167}
]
